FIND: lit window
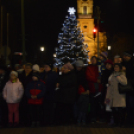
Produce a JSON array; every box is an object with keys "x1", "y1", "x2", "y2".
[{"x1": 83, "y1": 6, "x2": 87, "y2": 14}]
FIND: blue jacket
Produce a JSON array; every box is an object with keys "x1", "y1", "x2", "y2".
[
  {"x1": 26, "y1": 80, "x2": 46, "y2": 104},
  {"x1": 42, "y1": 70, "x2": 58, "y2": 102}
]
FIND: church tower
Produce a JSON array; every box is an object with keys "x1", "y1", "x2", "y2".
[{"x1": 77, "y1": 0, "x2": 107, "y2": 60}]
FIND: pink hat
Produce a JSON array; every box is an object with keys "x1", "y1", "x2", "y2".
[{"x1": 63, "y1": 62, "x2": 74, "y2": 71}]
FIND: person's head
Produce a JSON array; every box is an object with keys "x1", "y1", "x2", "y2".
[
  {"x1": 32, "y1": 64, "x2": 40, "y2": 73},
  {"x1": 123, "y1": 51, "x2": 132, "y2": 62},
  {"x1": 114, "y1": 55, "x2": 121, "y2": 63},
  {"x1": 91, "y1": 56, "x2": 97, "y2": 65},
  {"x1": 32, "y1": 72, "x2": 40, "y2": 81},
  {"x1": 62, "y1": 62, "x2": 74, "y2": 74},
  {"x1": 10, "y1": 71, "x2": 18, "y2": 81},
  {"x1": 25, "y1": 63, "x2": 32, "y2": 74},
  {"x1": 105, "y1": 60, "x2": 113, "y2": 70},
  {"x1": 44, "y1": 63, "x2": 53, "y2": 72},
  {"x1": 14, "y1": 64, "x2": 20, "y2": 71},
  {"x1": 114, "y1": 63, "x2": 122, "y2": 72},
  {"x1": 99, "y1": 51, "x2": 108, "y2": 60},
  {"x1": 39, "y1": 64, "x2": 45, "y2": 73},
  {"x1": 0, "y1": 66, "x2": 6, "y2": 75},
  {"x1": 75, "y1": 60, "x2": 84, "y2": 71}
]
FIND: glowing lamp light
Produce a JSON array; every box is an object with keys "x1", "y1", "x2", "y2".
[
  {"x1": 40, "y1": 46, "x2": 45, "y2": 52},
  {"x1": 108, "y1": 46, "x2": 111, "y2": 50},
  {"x1": 53, "y1": 53, "x2": 56, "y2": 58},
  {"x1": 93, "y1": 28, "x2": 97, "y2": 33},
  {"x1": 68, "y1": 7, "x2": 76, "y2": 15}
]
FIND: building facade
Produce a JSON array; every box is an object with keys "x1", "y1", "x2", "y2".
[{"x1": 77, "y1": 0, "x2": 107, "y2": 60}]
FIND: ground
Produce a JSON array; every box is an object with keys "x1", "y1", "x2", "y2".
[{"x1": 0, "y1": 124, "x2": 134, "y2": 134}]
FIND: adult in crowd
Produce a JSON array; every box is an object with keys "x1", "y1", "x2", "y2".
[
  {"x1": 101, "y1": 59, "x2": 114, "y2": 123},
  {"x1": 55, "y1": 62, "x2": 77, "y2": 125},
  {"x1": 86, "y1": 56, "x2": 102, "y2": 123},
  {"x1": 14, "y1": 64, "x2": 24, "y2": 74},
  {"x1": 122, "y1": 51, "x2": 134, "y2": 126},
  {"x1": 43, "y1": 63, "x2": 58, "y2": 125},
  {"x1": 19, "y1": 63, "x2": 33, "y2": 126},
  {"x1": 26, "y1": 72, "x2": 46, "y2": 127},
  {"x1": 75, "y1": 60, "x2": 89, "y2": 125},
  {"x1": 0, "y1": 65, "x2": 9, "y2": 127},
  {"x1": 32, "y1": 64, "x2": 40, "y2": 73},
  {"x1": 3, "y1": 71, "x2": 24, "y2": 127},
  {"x1": 98, "y1": 51, "x2": 108, "y2": 76},
  {"x1": 105, "y1": 63, "x2": 127, "y2": 127},
  {"x1": 39, "y1": 64, "x2": 45, "y2": 80}
]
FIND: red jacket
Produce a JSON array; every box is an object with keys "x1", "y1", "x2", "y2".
[{"x1": 86, "y1": 64, "x2": 102, "y2": 93}]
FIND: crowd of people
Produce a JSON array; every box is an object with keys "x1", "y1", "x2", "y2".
[{"x1": 0, "y1": 51, "x2": 134, "y2": 128}]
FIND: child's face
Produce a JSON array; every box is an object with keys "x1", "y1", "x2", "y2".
[
  {"x1": 10, "y1": 74, "x2": 17, "y2": 80},
  {"x1": 106, "y1": 63, "x2": 112, "y2": 70},
  {"x1": 32, "y1": 76, "x2": 38, "y2": 81}
]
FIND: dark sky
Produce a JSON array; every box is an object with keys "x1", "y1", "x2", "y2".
[{"x1": 2, "y1": 0, "x2": 134, "y2": 61}]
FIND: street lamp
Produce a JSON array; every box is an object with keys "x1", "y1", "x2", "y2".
[
  {"x1": 40, "y1": 46, "x2": 45, "y2": 52},
  {"x1": 53, "y1": 53, "x2": 56, "y2": 57},
  {"x1": 108, "y1": 46, "x2": 111, "y2": 50}
]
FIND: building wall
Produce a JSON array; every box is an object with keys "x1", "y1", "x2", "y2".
[{"x1": 77, "y1": 0, "x2": 107, "y2": 60}]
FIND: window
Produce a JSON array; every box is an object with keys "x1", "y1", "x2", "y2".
[
  {"x1": 83, "y1": 6, "x2": 87, "y2": 14},
  {"x1": 84, "y1": 26, "x2": 87, "y2": 29}
]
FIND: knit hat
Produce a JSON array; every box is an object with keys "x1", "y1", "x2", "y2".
[
  {"x1": 100, "y1": 51, "x2": 108, "y2": 59},
  {"x1": 114, "y1": 55, "x2": 120, "y2": 59},
  {"x1": 32, "y1": 64, "x2": 40, "y2": 72},
  {"x1": 10, "y1": 71, "x2": 18, "y2": 77},
  {"x1": 32, "y1": 72, "x2": 40, "y2": 79},
  {"x1": 105, "y1": 59, "x2": 114, "y2": 66},
  {"x1": 63, "y1": 62, "x2": 74, "y2": 71},
  {"x1": 114, "y1": 63, "x2": 122, "y2": 70},
  {"x1": 44, "y1": 63, "x2": 53, "y2": 69},
  {"x1": 123, "y1": 51, "x2": 132, "y2": 57},
  {"x1": 75, "y1": 60, "x2": 84, "y2": 67}
]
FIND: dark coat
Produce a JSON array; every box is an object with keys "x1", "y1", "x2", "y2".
[
  {"x1": 76, "y1": 69, "x2": 89, "y2": 92},
  {"x1": 19, "y1": 70, "x2": 33, "y2": 89},
  {"x1": 56, "y1": 71, "x2": 77, "y2": 104},
  {"x1": 26, "y1": 80, "x2": 46, "y2": 105},
  {"x1": 42, "y1": 70, "x2": 58, "y2": 102},
  {"x1": 101, "y1": 69, "x2": 113, "y2": 102}
]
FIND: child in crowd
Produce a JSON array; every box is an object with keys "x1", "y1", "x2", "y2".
[
  {"x1": 3, "y1": 71, "x2": 24, "y2": 127},
  {"x1": 26, "y1": 72, "x2": 46, "y2": 127}
]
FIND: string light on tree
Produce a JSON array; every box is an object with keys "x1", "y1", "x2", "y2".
[{"x1": 54, "y1": 7, "x2": 90, "y2": 68}]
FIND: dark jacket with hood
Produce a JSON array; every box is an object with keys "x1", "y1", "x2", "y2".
[
  {"x1": 56, "y1": 71, "x2": 77, "y2": 104},
  {"x1": 42, "y1": 70, "x2": 58, "y2": 102}
]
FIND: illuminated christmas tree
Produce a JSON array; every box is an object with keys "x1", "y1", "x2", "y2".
[{"x1": 54, "y1": 7, "x2": 89, "y2": 68}]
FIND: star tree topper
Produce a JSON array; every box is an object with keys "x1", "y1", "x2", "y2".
[{"x1": 68, "y1": 7, "x2": 76, "y2": 15}]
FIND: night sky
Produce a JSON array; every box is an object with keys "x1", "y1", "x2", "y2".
[{"x1": 2, "y1": 0, "x2": 134, "y2": 62}]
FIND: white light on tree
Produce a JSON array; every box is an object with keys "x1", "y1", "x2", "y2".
[
  {"x1": 40, "y1": 46, "x2": 45, "y2": 51},
  {"x1": 108, "y1": 46, "x2": 111, "y2": 50},
  {"x1": 68, "y1": 7, "x2": 76, "y2": 15},
  {"x1": 53, "y1": 53, "x2": 56, "y2": 57}
]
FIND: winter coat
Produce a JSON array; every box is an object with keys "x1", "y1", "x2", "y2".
[
  {"x1": 86, "y1": 64, "x2": 102, "y2": 94},
  {"x1": 56, "y1": 71, "x2": 77, "y2": 104},
  {"x1": 42, "y1": 70, "x2": 58, "y2": 102},
  {"x1": 76, "y1": 69, "x2": 89, "y2": 95},
  {"x1": 19, "y1": 70, "x2": 33, "y2": 89},
  {"x1": 98, "y1": 59, "x2": 107, "y2": 76},
  {"x1": 3, "y1": 79, "x2": 24, "y2": 103},
  {"x1": 26, "y1": 80, "x2": 46, "y2": 105},
  {"x1": 106, "y1": 72, "x2": 127, "y2": 107}
]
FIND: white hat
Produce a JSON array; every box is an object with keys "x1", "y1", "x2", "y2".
[
  {"x1": 10, "y1": 71, "x2": 18, "y2": 77},
  {"x1": 114, "y1": 55, "x2": 120, "y2": 59},
  {"x1": 32, "y1": 64, "x2": 40, "y2": 72}
]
